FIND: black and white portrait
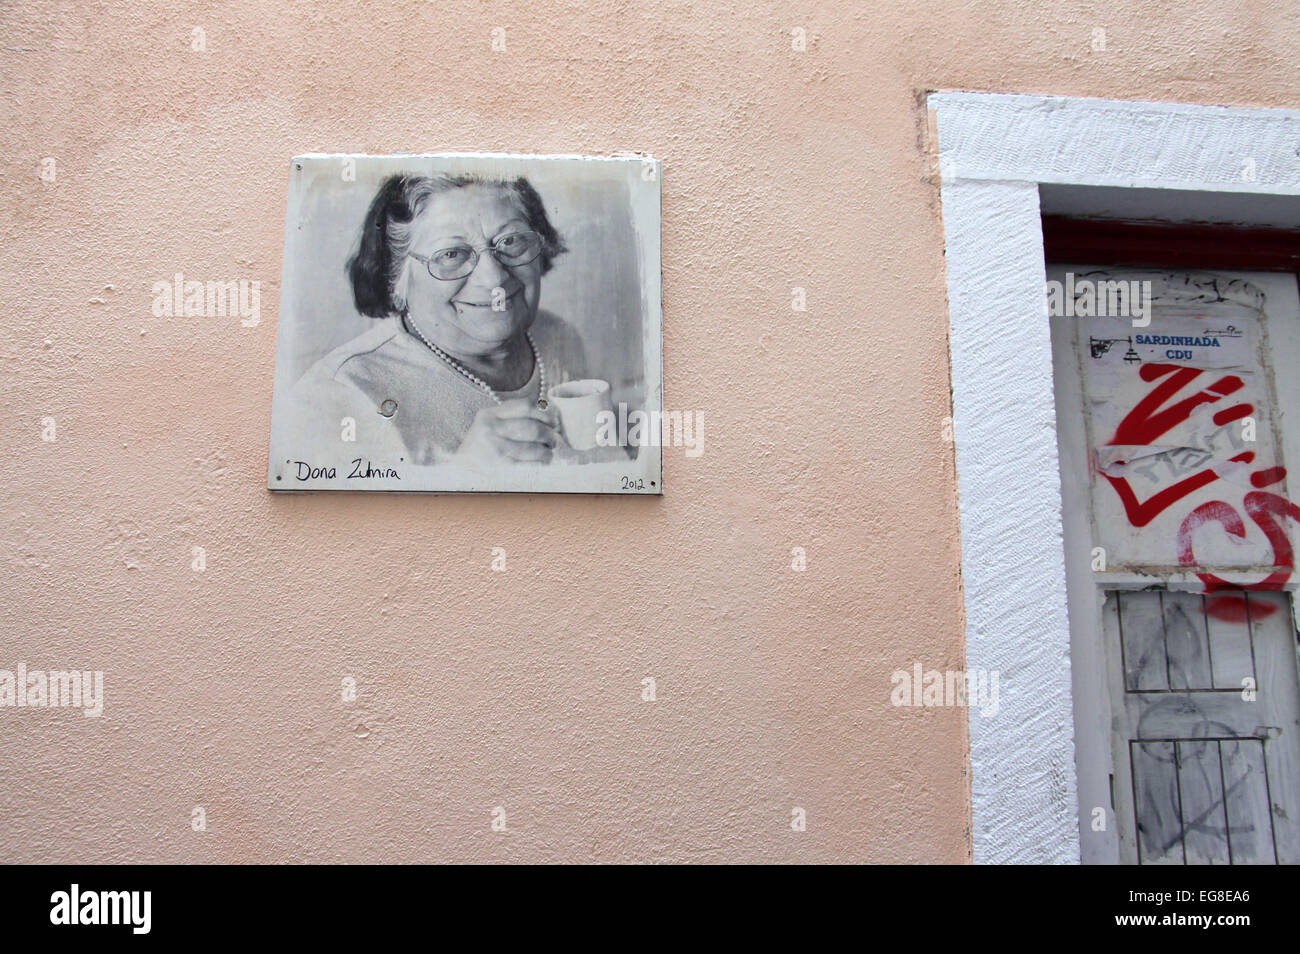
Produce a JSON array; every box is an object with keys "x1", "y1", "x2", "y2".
[{"x1": 267, "y1": 153, "x2": 662, "y2": 493}]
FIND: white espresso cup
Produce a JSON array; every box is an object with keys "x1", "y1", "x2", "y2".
[{"x1": 548, "y1": 379, "x2": 612, "y2": 451}]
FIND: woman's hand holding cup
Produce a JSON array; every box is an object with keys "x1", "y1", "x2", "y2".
[
  {"x1": 454, "y1": 398, "x2": 563, "y2": 465},
  {"x1": 548, "y1": 379, "x2": 613, "y2": 451}
]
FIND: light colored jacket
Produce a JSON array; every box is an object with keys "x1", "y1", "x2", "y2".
[{"x1": 287, "y1": 310, "x2": 588, "y2": 466}]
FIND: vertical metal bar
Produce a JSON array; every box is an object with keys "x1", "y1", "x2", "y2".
[
  {"x1": 1116, "y1": 591, "x2": 1130, "y2": 693},
  {"x1": 1173, "y1": 740, "x2": 1188, "y2": 864},
  {"x1": 1130, "y1": 740, "x2": 1143, "y2": 865},
  {"x1": 1202, "y1": 594, "x2": 1216, "y2": 690},
  {"x1": 1216, "y1": 739, "x2": 1233, "y2": 865},
  {"x1": 1260, "y1": 738, "x2": 1281, "y2": 866},
  {"x1": 1160, "y1": 590, "x2": 1173, "y2": 690},
  {"x1": 1245, "y1": 591, "x2": 1260, "y2": 687}
]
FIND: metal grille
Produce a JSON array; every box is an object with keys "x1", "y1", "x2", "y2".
[
  {"x1": 1130, "y1": 738, "x2": 1277, "y2": 864},
  {"x1": 1116, "y1": 590, "x2": 1258, "y2": 694}
]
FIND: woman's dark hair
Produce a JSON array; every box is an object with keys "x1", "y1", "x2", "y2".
[{"x1": 347, "y1": 174, "x2": 566, "y2": 318}]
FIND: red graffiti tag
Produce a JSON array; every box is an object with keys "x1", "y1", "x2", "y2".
[
  {"x1": 1103, "y1": 452, "x2": 1254, "y2": 529},
  {"x1": 1176, "y1": 493, "x2": 1300, "y2": 619},
  {"x1": 1110, "y1": 364, "x2": 1245, "y2": 447},
  {"x1": 1103, "y1": 364, "x2": 1252, "y2": 528},
  {"x1": 1104, "y1": 361, "x2": 1297, "y2": 617}
]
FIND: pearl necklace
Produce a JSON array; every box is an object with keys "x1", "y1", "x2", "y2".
[{"x1": 407, "y1": 318, "x2": 547, "y2": 409}]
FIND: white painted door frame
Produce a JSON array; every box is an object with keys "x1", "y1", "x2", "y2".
[{"x1": 929, "y1": 91, "x2": 1300, "y2": 863}]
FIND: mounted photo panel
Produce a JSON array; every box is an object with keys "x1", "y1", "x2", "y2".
[{"x1": 267, "y1": 153, "x2": 663, "y2": 493}]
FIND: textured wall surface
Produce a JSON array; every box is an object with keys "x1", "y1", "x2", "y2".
[{"x1": 2, "y1": 1, "x2": 1297, "y2": 864}]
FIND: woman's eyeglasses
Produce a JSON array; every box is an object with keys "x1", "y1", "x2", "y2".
[{"x1": 408, "y1": 230, "x2": 543, "y2": 281}]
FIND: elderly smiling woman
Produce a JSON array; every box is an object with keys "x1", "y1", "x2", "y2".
[{"x1": 291, "y1": 173, "x2": 590, "y2": 467}]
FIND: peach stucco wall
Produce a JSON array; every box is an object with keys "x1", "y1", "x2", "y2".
[{"x1": 3, "y1": 1, "x2": 1296, "y2": 864}]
